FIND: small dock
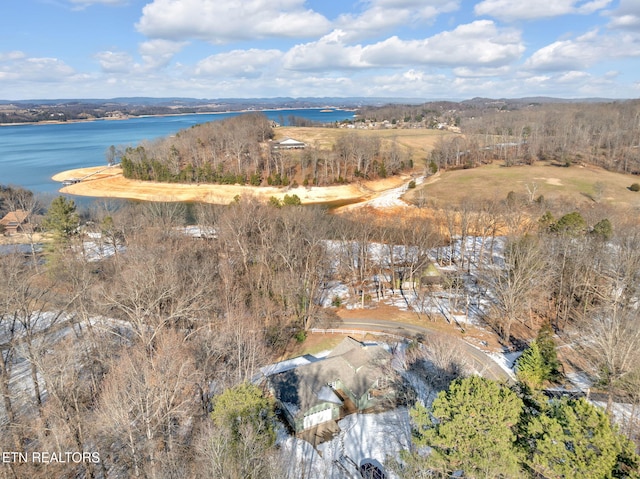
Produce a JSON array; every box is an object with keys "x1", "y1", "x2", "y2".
[{"x1": 58, "y1": 164, "x2": 117, "y2": 186}]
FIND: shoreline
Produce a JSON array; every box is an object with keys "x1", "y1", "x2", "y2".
[
  {"x1": 0, "y1": 106, "x2": 356, "y2": 127},
  {"x1": 51, "y1": 165, "x2": 409, "y2": 206}
]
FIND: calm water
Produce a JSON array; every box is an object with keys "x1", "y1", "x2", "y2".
[{"x1": 0, "y1": 109, "x2": 354, "y2": 196}]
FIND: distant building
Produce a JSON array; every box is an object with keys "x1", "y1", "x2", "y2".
[
  {"x1": 0, "y1": 210, "x2": 30, "y2": 235},
  {"x1": 271, "y1": 138, "x2": 306, "y2": 149}
]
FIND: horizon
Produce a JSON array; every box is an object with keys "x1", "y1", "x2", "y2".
[
  {"x1": 1, "y1": 1, "x2": 639, "y2": 101},
  {"x1": 1, "y1": 95, "x2": 635, "y2": 105}
]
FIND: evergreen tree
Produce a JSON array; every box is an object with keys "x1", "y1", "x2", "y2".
[
  {"x1": 592, "y1": 218, "x2": 614, "y2": 241},
  {"x1": 516, "y1": 340, "x2": 547, "y2": 389},
  {"x1": 517, "y1": 324, "x2": 561, "y2": 389},
  {"x1": 410, "y1": 376, "x2": 524, "y2": 478},
  {"x1": 282, "y1": 194, "x2": 302, "y2": 206},
  {"x1": 206, "y1": 382, "x2": 277, "y2": 478},
  {"x1": 525, "y1": 398, "x2": 635, "y2": 479},
  {"x1": 552, "y1": 211, "x2": 586, "y2": 235},
  {"x1": 42, "y1": 195, "x2": 79, "y2": 241},
  {"x1": 210, "y1": 382, "x2": 275, "y2": 448},
  {"x1": 536, "y1": 322, "x2": 561, "y2": 381}
]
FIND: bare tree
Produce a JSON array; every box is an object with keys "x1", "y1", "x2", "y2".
[
  {"x1": 578, "y1": 230, "x2": 640, "y2": 409},
  {"x1": 100, "y1": 230, "x2": 216, "y2": 350},
  {"x1": 96, "y1": 330, "x2": 200, "y2": 479},
  {"x1": 479, "y1": 235, "x2": 549, "y2": 342}
]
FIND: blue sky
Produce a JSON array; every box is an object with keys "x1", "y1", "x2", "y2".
[{"x1": 1, "y1": 0, "x2": 639, "y2": 100}]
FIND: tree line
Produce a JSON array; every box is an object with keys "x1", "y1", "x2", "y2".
[
  {"x1": 424, "y1": 100, "x2": 640, "y2": 172},
  {"x1": 119, "y1": 112, "x2": 413, "y2": 187}
]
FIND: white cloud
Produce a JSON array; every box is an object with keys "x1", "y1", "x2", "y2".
[
  {"x1": 194, "y1": 49, "x2": 283, "y2": 78},
  {"x1": 557, "y1": 70, "x2": 591, "y2": 82},
  {"x1": 334, "y1": 0, "x2": 459, "y2": 41},
  {"x1": 0, "y1": 55, "x2": 76, "y2": 82},
  {"x1": 284, "y1": 21, "x2": 523, "y2": 71},
  {"x1": 524, "y1": 29, "x2": 640, "y2": 72},
  {"x1": 525, "y1": 38, "x2": 601, "y2": 71},
  {"x1": 363, "y1": 21, "x2": 524, "y2": 67},
  {"x1": 136, "y1": 0, "x2": 331, "y2": 43},
  {"x1": 474, "y1": 0, "x2": 612, "y2": 21},
  {"x1": 0, "y1": 51, "x2": 26, "y2": 61},
  {"x1": 139, "y1": 39, "x2": 188, "y2": 70},
  {"x1": 606, "y1": 0, "x2": 640, "y2": 30},
  {"x1": 282, "y1": 30, "x2": 369, "y2": 71},
  {"x1": 95, "y1": 51, "x2": 134, "y2": 73},
  {"x1": 452, "y1": 65, "x2": 512, "y2": 77}
]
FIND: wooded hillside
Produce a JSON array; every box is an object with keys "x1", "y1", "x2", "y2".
[
  {"x1": 360, "y1": 100, "x2": 640, "y2": 173},
  {"x1": 120, "y1": 112, "x2": 414, "y2": 187}
]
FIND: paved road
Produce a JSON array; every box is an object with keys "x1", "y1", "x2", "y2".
[{"x1": 337, "y1": 317, "x2": 512, "y2": 383}]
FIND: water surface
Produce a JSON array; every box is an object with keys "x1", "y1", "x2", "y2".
[{"x1": 0, "y1": 109, "x2": 354, "y2": 195}]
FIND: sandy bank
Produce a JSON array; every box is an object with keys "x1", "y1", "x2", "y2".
[{"x1": 52, "y1": 165, "x2": 410, "y2": 205}]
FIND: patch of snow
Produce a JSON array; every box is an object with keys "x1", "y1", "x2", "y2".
[
  {"x1": 485, "y1": 349, "x2": 520, "y2": 380},
  {"x1": 363, "y1": 183, "x2": 413, "y2": 209},
  {"x1": 566, "y1": 372, "x2": 593, "y2": 390},
  {"x1": 591, "y1": 400, "x2": 639, "y2": 439},
  {"x1": 320, "y1": 282, "x2": 349, "y2": 308},
  {"x1": 176, "y1": 225, "x2": 217, "y2": 239},
  {"x1": 80, "y1": 240, "x2": 126, "y2": 261},
  {"x1": 277, "y1": 408, "x2": 411, "y2": 479},
  {"x1": 260, "y1": 355, "x2": 316, "y2": 377}
]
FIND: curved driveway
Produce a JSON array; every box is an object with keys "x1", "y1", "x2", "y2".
[{"x1": 337, "y1": 317, "x2": 512, "y2": 383}]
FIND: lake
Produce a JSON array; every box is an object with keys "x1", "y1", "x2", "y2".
[{"x1": 0, "y1": 109, "x2": 354, "y2": 196}]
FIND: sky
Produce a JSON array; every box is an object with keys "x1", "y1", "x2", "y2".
[{"x1": 1, "y1": 0, "x2": 639, "y2": 101}]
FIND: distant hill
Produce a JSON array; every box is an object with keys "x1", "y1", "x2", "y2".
[{"x1": 0, "y1": 96, "x2": 627, "y2": 125}]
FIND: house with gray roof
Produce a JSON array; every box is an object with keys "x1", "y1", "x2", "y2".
[{"x1": 264, "y1": 336, "x2": 397, "y2": 433}]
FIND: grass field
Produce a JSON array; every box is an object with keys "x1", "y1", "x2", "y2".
[
  {"x1": 404, "y1": 161, "x2": 640, "y2": 210},
  {"x1": 276, "y1": 126, "x2": 452, "y2": 157}
]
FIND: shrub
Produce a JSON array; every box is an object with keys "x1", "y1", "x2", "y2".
[
  {"x1": 506, "y1": 190, "x2": 517, "y2": 205},
  {"x1": 249, "y1": 172, "x2": 261, "y2": 186},
  {"x1": 268, "y1": 196, "x2": 282, "y2": 208},
  {"x1": 552, "y1": 211, "x2": 586, "y2": 235},
  {"x1": 592, "y1": 218, "x2": 613, "y2": 240},
  {"x1": 282, "y1": 194, "x2": 301, "y2": 206}
]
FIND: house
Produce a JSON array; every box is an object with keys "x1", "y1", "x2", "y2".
[
  {"x1": 0, "y1": 210, "x2": 30, "y2": 235},
  {"x1": 271, "y1": 137, "x2": 306, "y2": 149},
  {"x1": 263, "y1": 337, "x2": 397, "y2": 433}
]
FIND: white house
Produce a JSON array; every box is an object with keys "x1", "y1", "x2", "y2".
[{"x1": 271, "y1": 138, "x2": 306, "y2": 149}]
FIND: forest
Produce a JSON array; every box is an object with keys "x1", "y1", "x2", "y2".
[
  {"x1": 360, "y1": 99, "x2": 640, "y2": 174},
  {"x1": 2, "y1": 98, "x2": 640, "y2": 477},
  {"x1": 1, "y1": 187, "x2": 640, "y2": 477}
]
